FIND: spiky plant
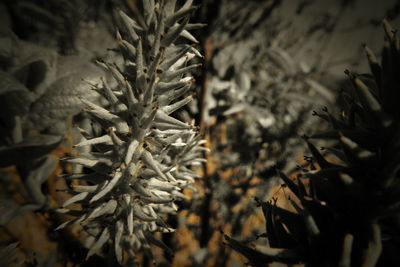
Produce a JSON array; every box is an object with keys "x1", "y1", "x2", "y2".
[
  {"x1": 224, "y1": 19, "x2": 400, "y2": 267},
  {"x1": 56, "y1": 0, "x2": 205, "y2": 264}
]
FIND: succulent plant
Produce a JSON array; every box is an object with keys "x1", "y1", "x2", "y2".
[
  {"x1": 224, "y1": 19, "x2": 400, "y2": 267},
  {"x1": 56, "y1": 0, "x2": 205, "y2": 264}
]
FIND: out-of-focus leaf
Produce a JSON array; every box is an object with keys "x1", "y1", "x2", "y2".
[
  {"x1": 350, "y1": 73, "x2": 390, "y2": 127},
  {"x1": 222, "y1": 103, "x2": 247, "y2": 116},
  {"x1": 13, "y1": 60, "x2": 48, "y2": 93},
  {"x1": 0, "y1": 197, "x2": 41, "y2": 225},
  {"x1": 0, "y1": 198, "x2": 19, "y2": 225},
  {"x1": 0, "y1": 36, "x2": 14, "y2": 70},
  {"x1": 363, "y1": 45, "x2": 381, "y2": 93},
  {"x1": 0, "y1": 242, "x2": 24, "y2": 267},
  {"x1": 0, "y1": 134, "x2": 62, "y2": 167},
  {"x1": 24, "y1": 155, "x2": 58, "y2": 205},
  {"x1": 224, "y1": 233, "x2": 275, "y2": 265},
  {"x1": 24, "y1": 65, "x2": 103, "y2": 132},
  {"x1": 0, "y1": 71, "x2": 34, "y2": 116},
  {"x1": 9, "y1": 39, "x2": 58, "y2": 99},
  {"x1": 0, "y1": 71, "x2": 28, "y2": 95},
  {"x1": 267, "y1": 47, "x2": 296, "y2": 76},
  {"x1": 224, "y1": 233, "x2": 303, "y2": 265},
  {"x1": 305, "y1": 79, "x2": 335, "y2": 102}
]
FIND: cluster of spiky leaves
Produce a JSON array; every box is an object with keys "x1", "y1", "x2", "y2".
[
  {"x1": 57, "y1": 0, "x2": 205, "y2": 264},
  {"x1": 225, "y1": 19, "x2": 400, "y2": 267}
]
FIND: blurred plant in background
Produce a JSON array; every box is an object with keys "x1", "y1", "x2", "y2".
[
  {"x1": 0, "y1": 0, "x2": 114, "y2": 264},
  {"x1": 175, "y1": 0, "x2": 340, "y2": 265},
  {"x1": 224, "y1": 16, "x2": 400, "y2": 267}
]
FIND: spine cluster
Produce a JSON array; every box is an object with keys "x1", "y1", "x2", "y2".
[{"x1": 57, "y1": 0, "x2": 205, "y2": 263}]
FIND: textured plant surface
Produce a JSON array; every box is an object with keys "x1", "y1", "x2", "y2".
[
  {"x1": 56, "y1": 0, "x2": 205, "y2": 264},
  {"x1": 225, "y1": 19, "x2": 400, "y2": 267}
]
